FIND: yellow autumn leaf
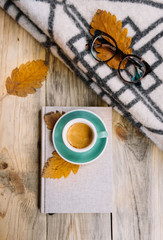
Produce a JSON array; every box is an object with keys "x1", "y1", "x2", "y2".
[
  {"x1": 42, "y1": 151, "x2": 80, "y2": 179},
  {"x1": 6, "y1": 60, "x2": 48, "y2": 97},
  {"x1": 90, "y1": 9, "x2": 132, "y2": 69},
  {"x1": 44, "y1": 111, "x2": 65, "y2": 130}
]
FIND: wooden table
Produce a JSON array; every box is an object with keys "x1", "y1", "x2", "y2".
[{"x1": 0, "y1": 9, "x2": 163, "y2": 240}]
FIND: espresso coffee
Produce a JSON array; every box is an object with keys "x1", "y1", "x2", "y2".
[{"x1": 66, "y1": 122, "x2": 94, "y2": 149}]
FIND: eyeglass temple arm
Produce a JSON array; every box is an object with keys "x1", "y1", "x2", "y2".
[
  {"x1": 127, "y1": 57, "x2": 152, "y2": 78},
  {"x1": 122, "y1": 54, "x2": 147, "y2": 69},
  {"x1": 93, "y1": 43, "x2": 116, "y2": 52},
  {"x1": 129, "y1": 57, "x2": 142, "y2": 68},
  {"x1": 95, "y1": 37, "x2": 116, "y2": 48},
  {"x1": 142, "y1": 60, "x2": 152, "y2": 76},
  {"x1": 93, "y1": 30, "x2": 116, "y2": 46}
]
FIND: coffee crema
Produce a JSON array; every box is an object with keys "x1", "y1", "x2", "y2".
[{"x1": 66, "y1": 122, "x2": 94, "y2": 149}]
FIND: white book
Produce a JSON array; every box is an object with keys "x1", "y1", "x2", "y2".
[{"x1": 41, "y1": 106, "x2": 112, "y2": 213}]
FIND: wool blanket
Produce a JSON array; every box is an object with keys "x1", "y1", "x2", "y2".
[{"x1": 0, "y1": 0, "x2": 163, "y2": 150}]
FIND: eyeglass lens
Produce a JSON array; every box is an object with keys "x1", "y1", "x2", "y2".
[
  {"x1": 119, "y1": 56, "x2": 146, "y2": 83},
  {"x1": 91, "y1": 34, "x2": 117, "y2": 61}
]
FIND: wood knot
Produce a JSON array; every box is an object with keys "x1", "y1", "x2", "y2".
[
  {"x1": 115, "y1": 125, "x2": 128, "y2": 141},
  {"x1": 0, "y1": 162, "x2": 8, "y2": 170},
  {"x1": 8, "y1": 171, "x2": 25, "y2": 194},
  {"x1": 135, "y1": 128, "x2": 143, "y2": 137}
]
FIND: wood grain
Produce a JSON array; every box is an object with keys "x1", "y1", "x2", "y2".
[
  {"x1": 45, "y1": 52, "x2": 107, "y2": 107},
  {"x1": 112, "y1": 111, "x2": 163, "y2": 240},
  {"x1": 47, "y1": 213, "x2": 111, "y2": 240},
  {"x1": 0, "y1": 10, "x2": 46, "y2": 240}
]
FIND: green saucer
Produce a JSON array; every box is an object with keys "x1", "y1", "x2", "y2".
[{"x1": 52, "y1": 110, "x2": 108, "y2": 165}]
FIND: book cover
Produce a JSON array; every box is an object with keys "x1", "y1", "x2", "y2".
[{"x1": 41, "y1": 106, "x2": 112, "y2": 213}]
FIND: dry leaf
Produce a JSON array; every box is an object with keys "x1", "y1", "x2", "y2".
[
  {"x1": 90, "y1": 9, "x2": 132, "y2": 69},
  {"x1": 6, "y1": 60, "x2": 48, "y2": 97},
  {"x1": 42, "y1": 151, "x2": 79, "y2": 179},
  {"x1": 44, "y1": 111, "x2": 65, "y2": 130}
]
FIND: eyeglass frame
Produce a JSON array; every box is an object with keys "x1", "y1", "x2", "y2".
[{"x1": 89, "y1": 30, "x2": 152, "y2": 84}]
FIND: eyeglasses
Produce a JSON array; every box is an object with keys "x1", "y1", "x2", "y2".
[{"x1": 89, "y1": 30, "x2": 152, "y2": 84}]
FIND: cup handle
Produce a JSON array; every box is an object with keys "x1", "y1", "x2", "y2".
[{"x1": 97, "y1": 131, "x2": 108, "y2": 138}]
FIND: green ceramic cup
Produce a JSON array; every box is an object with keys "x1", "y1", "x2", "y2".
[{"x1": 52, "y1": 109, "x2": 108, "y2": 165}]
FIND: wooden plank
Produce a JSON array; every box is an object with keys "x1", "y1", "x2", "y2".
[
  {"x1": 0, "y1": 10, "x2": 46, "y2": 240},
  {"x1": 150, "y1": 146, "x2": 163, "y2": 240},
  {"x1": 112, "y1": 111, "x2": 163, "y2": 240},
  {"x1": 45, "y1": 53, "x2": 111, "y2": 240},
  {"x1": 45, "y1": 53, "x2": 107, "y2": 107},
  {"x1": 47, "y1": 213, "x2": 111, "y2": 240}
]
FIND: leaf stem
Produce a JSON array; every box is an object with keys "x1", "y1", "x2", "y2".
[{"x1": 0, "y1": 93, "x2": 9, "y2": 102}]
